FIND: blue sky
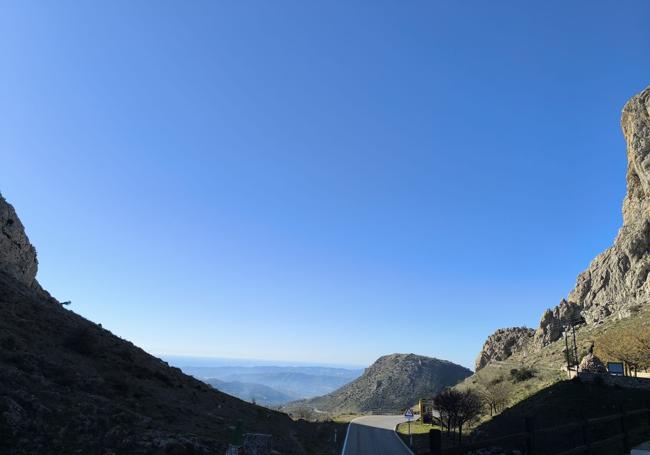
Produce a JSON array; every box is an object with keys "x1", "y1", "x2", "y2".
[{"x1": 1, "y1": 1, "x2": 649, "y2": 369}]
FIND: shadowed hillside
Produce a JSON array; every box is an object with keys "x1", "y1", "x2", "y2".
[{"x1": 0, "y1": 194, "x2": 342, "y2": 454}]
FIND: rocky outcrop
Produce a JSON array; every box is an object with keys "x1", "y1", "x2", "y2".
[
  {"x1": 474, "y1": 85, "x2": 650, "y2": 364},
  {"x1": 537, "y1": 86, "x2": 650, "y2": 345},
  {"x1": 0, "y1": 194, "x2": 39, "y2": 289},
  {"x1": 475, "y1": 328, "x2": 534, "y2": 371},
  {"x1": 579, "y1": 353, "x2": 608, "y2": 374},
  {"x1": 535, "y1": 299, "x2": 583, "y2": 346}
]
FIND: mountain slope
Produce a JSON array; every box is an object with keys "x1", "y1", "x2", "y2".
[
  {"x1": 0, "y1": 193, "x2": 323, "y2": 454},
  {"x1": 285, "y1": 353, "x2": 472, "y2": 415}
]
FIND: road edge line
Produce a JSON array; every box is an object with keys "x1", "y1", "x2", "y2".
[
  {"x1": 340, "y1": 416, "x2": 363, "y2": 455},
  {"x1": 393, "y1": 422, "x2": 415, "y2": 455}
]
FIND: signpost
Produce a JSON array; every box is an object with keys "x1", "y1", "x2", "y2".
[{"x1": 405, "y1": 408, "x2": 414, "y2": 447}]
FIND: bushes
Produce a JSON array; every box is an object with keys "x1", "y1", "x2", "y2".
[{"x1": 510, "y1": 367, "x2": 536, "y2": 383}]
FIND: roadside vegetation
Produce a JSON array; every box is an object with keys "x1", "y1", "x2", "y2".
[{"x1": 396, "y1": 420, "x2": 440, "y2": 454}]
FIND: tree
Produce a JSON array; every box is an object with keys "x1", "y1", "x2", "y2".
[
  {"x1": 433, "y1": 388, "x2": 483, "y2": 444},
  {"x1": 433, "y1": 388, "x2": 462, "y2": 437},
  {"x1": 480, "y1": 380, "x2": 511, "y2": 416},
  {"x1": 596, "y1": 319, "x2": 650, "y2": 376},
  {"x1": 456, "y1": 389, "x2": 482, "y2": 445}
]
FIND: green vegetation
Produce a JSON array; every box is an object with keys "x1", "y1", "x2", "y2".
[
  {"x1": 595, "y1": 313, "x2": 650, "y2": 374},
  {"x1": 509, "y1": 366, "x2": 536, "y2": 382},
  {"x1": 330, "y1": 413, "x2": 360, "y2": 423},
  {"x1": 397, "y1": 420, "x2": 440, "y2": 435},
  {"x1": 396, "y1": 421, "x2": 441, "y2": 454}
]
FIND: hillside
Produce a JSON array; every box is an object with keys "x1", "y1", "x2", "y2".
[
  {"x1": 0, "y1": 193, "x2": 339, "y2": 454},
  {"x1": 285, "y1": 354, "x2": 472, "y2": 415}
]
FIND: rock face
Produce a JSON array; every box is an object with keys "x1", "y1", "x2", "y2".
[
  {"x1": 537, "y1": 86, "x2": 650, "y2": 345},
  {"x1": 285, "y1": 353, "x2": 472, "y2": 414},
  {"x1": 535, "y1": 299, "x2": 583, "y2": 346},
  {"x1": 475, "y1": 328, "x2": 535, "y2": 371},
  {"x1": 474, "y1": 86, "x2": 650, "y2": 367},
  {"x1": 0, "y1": 194, "x2": 39, "y2": 289}
]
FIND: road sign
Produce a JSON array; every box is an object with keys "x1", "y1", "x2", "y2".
[{"x1": 404, "y1": 409, "x2": 414, "y2": 420}]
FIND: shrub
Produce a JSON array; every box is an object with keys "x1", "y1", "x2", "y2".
[{"x1": 510, "y1": 367, "x2": 536, "y2": 383}]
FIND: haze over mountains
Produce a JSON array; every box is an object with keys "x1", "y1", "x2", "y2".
[{"x1": 173, "y1": 362, "x2": 363, "y2": 405}]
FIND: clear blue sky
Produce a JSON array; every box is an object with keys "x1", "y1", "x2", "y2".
[{"x1": 1, "y1": 1, "x2": 649, "y2": 369}]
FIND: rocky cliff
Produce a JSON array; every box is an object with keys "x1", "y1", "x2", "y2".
[
  {"x1": 536, "y1": 86, "x2": 650, "y2": 345},
  {"x1": 285, "y1": 353, "x2": 472, "y2": 414},
  {"x1": 476, "y1": 85, "x2": 650, "y2": 369},
  {"x1": 0, "y1": 194, "x2": 40, "y2": 291},
  {"x1": 475, "y1": 327, "x2": 534, "y2": 371}
]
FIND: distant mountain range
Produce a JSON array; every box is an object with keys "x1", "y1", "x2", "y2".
[
  {"x1": 284, "y1": 353, "x2": 472, "y2": 414},
  {"x1": 177, "y1": 365, "x2": 363, "y2": 405},
  {"x1": 206, "y1": 378, "x2": 296, "y2": 406}
]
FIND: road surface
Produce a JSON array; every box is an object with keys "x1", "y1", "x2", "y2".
[{"x1": 341, "y1": 415, "x2": 414, "y2": 455}]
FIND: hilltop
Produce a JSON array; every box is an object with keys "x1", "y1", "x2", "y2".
[{"x1": 284, "y1": 353, "x2": 472, "y2": 415}]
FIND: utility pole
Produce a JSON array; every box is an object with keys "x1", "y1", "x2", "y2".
[
  {"x1": 564, "y1": 329, "x2": 572, "y2": 375},
  {"x1": 572, "y1": 322, "x2": 579, "y2": 372}
]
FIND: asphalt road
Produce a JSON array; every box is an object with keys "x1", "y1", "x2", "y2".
[{"x1": 341, "y1": 415, "x2": 414, "y2": 455}]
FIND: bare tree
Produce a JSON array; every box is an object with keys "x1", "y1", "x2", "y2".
[
  {"x1": 433, "y1": 388, "x2": 483, "y2": 445},
  {"x1": 480, "y1": 380, "x2": 511, "y2": 416},
  {"x1": 456, "y1": 389, "x2": 482, "y2": 445},
  {"x1": 433, "y1": 388, "x2": 462, "y2": 437}
]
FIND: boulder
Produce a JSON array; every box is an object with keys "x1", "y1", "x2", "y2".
[{"x1": 579, "y1": 353, "x2": 608, "y2": 374}]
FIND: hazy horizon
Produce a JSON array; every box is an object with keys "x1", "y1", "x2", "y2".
[{"x1": 162, "y1": 354, "x2": 367, "y2": 370}]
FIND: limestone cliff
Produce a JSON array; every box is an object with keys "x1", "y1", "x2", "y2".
[
  {"x1": 537, "y1": 86, "x2": 650, "y2": 345},
  {"x1": 476, "y1": 86, "x2": 650, "y2": 368},
  {"x1": 475, "y1": 327, "x2": 534, "y2": 371}
]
